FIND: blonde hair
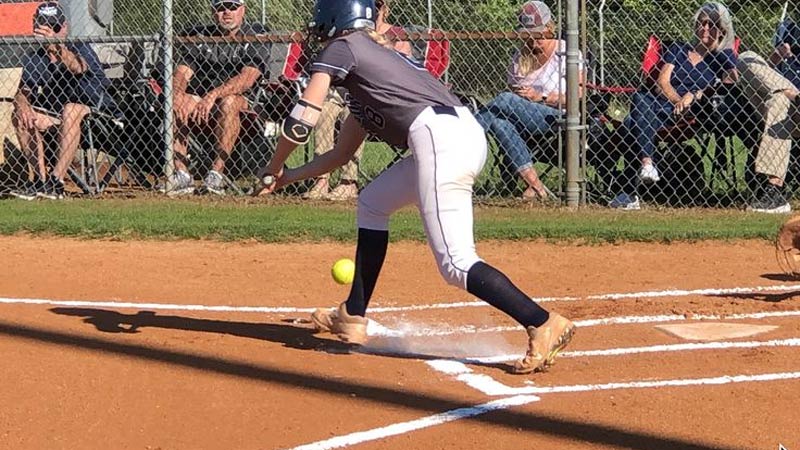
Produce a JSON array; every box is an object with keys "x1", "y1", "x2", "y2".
[
  {"x1": 366, "y1": 28, "x2": 394, "y2": 49},
  {"x1": 516, "y1": 21, "x2": 555, "y2": 76},
  {"x1": 693, "y1": 2, "x2": 736, "y2": 50}
]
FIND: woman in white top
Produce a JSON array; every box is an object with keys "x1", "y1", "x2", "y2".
[{"x1": 475, "y1": 1, "x2": 582, "y2": 200}]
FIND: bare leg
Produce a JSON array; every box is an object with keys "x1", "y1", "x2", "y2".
[
  {"x1": 52, "y1": 103, "x2": 90, "y2": 181},
  {"x1": 173, "y1": 96, "x2": 201, "y2": 173},
  {"x1": 212, "y1": 95, "x2": 247, "y2": 174},
  {"x1": 13, "y1": 110, "x2": 58, "y2": 180}
]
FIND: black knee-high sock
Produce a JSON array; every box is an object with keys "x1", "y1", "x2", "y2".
[
  {"x1": 466, "y1": 261, "x2": 549, "y2": 328},
  {"x1": 345, "y1": 228, "x2": 389, "y2": 317}
]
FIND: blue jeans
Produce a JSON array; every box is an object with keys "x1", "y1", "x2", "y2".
[
  {"x1": 474, "y1": 92, "x2": 561, "y2": 172},
  {"x1": 628, "y1": 90, "x2": 745, "y2": 161},
  {"x1": 629, "y1": 91, "x2": 676, "y2": 160}
]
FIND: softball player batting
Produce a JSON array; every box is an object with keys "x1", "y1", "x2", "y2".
[{"x1": 254, "y1": 0, "x2": 575, "y2": 374}]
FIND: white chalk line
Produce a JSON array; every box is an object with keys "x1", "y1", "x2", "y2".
[
  {"x1": 459, "y1": 337, "x2": 800, "y2": 365},
  {"x1": 426, "y1": 339, "x2": 800, "y2": 396},
  {"x1": 365, "y1": 309, "x2": 800, "y2": 338},
  {"x1": 287, "y1": 370, "x2": 800, "y2": 450},
  {"x1": 1, "y1": 282, "x2": 799, "y2": 315},
  {"x1": 287, "y1": 395, "x2": 541, "y2": 450}
]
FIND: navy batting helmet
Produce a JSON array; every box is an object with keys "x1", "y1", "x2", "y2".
[{"x1": 307, "y1": 0, "x2": 377, "y2": 42}]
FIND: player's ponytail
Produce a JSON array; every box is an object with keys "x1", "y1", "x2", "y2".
[{"x1": 365, "y1": 29, "x2": 394, "y2": 49}]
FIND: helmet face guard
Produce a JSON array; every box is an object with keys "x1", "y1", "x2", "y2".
[{"x1": 307, "y1": 0, "x2": 376, "y2": 42}]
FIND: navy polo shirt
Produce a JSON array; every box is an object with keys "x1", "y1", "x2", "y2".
[
  {"x1": 663, "y1": 43, "x2": 737, "y2": 97},
  {"x1": 20, "y1": 43, "x2": 118, "y2": 117}
]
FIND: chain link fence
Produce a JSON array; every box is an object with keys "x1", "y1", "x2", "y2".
[{"x1": 0, "y1": 0, "x2": 798, "y2": 210}]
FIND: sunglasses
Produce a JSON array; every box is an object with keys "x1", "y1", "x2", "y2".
[
  {"x1": 697, "y1": 19, "x2": 720, "y2": 30},
  {"x1": 214, "y1": 2, "x2": 241, "y2": 12}
]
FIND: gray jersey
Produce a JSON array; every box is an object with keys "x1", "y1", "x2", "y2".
[{"x1": 310, "y1": 31, "x2": 461, "y2": 147}]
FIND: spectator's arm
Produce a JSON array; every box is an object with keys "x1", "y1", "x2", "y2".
[
  {"x1": 656, "y1": 63, "x2": 683, "y2": 104},
  {"x1": 13, "y1": 85, "x2": 31, "y2": 109},
  {"x1": 208, "y1": 66, "x2": 262, "y2": 98},
  {"x1": 52, "y1": 44, "x2": 88, "y2": 75},
  {"x1": 174, "y1": 64, "x2": 194, "y2": 95},
  {"x1": 544, "y1": 65, "x2": 587, "y2": 107},
  {"x1": 721, "y1": 67, "x2": 738, "y2": 84},
  {"x1": 13, "y1": 82, "x2": 36, "y2": 129},
  {"x1": 394, "y1": 40, "x2": 412, "y2": 57},
  {"x1": 769, "y1": 44, "x2": 794, "y2": 67}
]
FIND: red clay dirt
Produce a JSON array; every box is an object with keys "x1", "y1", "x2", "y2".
[{"x1": 0, "y1": 235, "x2": 798, "y2": 450}]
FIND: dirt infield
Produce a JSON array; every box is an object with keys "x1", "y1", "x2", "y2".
[{"x1": 1, "y1": 235, "x2": 799, "y2": 450}]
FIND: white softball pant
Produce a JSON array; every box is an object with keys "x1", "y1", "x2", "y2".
[{"x1": 357, "y1": 106, "x2": 488, "y2": 289}]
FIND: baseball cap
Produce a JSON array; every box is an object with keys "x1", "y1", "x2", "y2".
[
  {"x1": 517, "y1": 1, "x2": 552, "y2": 32},
  {"x1": 211, "y1": 0, "x2": 244, "y2": 6},
  {"x1": 33, "y1": 2, "x2": 66, "y2": 28}
]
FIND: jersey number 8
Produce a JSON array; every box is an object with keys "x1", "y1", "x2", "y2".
[{"x1": 363, "y1": 105, "x2": 385, "y2": 129}]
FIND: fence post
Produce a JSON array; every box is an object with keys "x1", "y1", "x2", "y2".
[
  {"x1": 161, "y1": 0, "x2": 175, "y2": 184},
  {"x1": 565, "y1": 0, "x2": 582, "y2": 207}
]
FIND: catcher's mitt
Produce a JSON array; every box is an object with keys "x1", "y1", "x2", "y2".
[{"x1": 776, "y1": 215, "x2": 800, "y2": 277}]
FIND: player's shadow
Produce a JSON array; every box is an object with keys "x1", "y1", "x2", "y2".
[
  {"x1": 50, "y1": 307, "x2": 516, "y2": 372},
  {"x1": 49, "y1": 307, "x2": 353, "y2": 353},
  {"x1": 760, "y1": 273, "x2": 800, "y2": 282},
  {"x1": 706, "y1": 290, "x2": 800, "y2": 303}
]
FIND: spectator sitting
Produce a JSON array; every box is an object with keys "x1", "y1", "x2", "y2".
[
  {"x1": 736, "y1": 30, "x2": 800, "y2": 213},
  {"x1": 303, "y1": 0, "x2": 411, "y2": 201},
  {"x1": 626, "y1": 2, "x2": 738, "y2": 188},
  {"x1": 161, "y1": 0, "x2": 270, "y2": 196},
  {"x1": 10, "y1": 2, "x2": 120, "y2": 200},
  {"x1": 474, "y1": 1, "x2": 584, "y2": 200},
  {"x1": 769, "y1": 17, "x2": 800, "y2": 89}
]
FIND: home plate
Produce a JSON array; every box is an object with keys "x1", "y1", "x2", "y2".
[{"x1": 655, "y1": 322, "x2": 778, "y2": 341}]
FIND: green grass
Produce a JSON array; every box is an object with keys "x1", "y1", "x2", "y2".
[{"x1": 0, "y1": 197, "x2": 788, "y2": 243}]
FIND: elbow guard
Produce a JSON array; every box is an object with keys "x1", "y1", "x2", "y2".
[{"x1": 281, "y1": 99, "x2": 323, "y2": 145}]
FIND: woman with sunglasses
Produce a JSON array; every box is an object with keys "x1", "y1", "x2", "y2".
[
  {"x1": 254, "y1": 0, "x2": 575, "y2": 375},
  {"x1": 626, "y1": 2, "x2": 738, "y2": 187}
]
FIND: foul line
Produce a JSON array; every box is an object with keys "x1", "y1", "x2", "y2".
[
  {"x1": 0, "y1": 283, "x2": 798, "y2": 315},
  {"x1": 287, "y1": 370, "x2": 800, "y2": 450}
]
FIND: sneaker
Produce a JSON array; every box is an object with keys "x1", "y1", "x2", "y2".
[
  {"x1": 639, "y1": 162, "x2": 660, "y2": 183},
  {"x1": 513, "y1": 313, "x2": 576, "y2": 374},
  {"x1": 310, "y1": 302, "x2": 369, "y2": 345},
  {"x1": 325, "y1": 183, "x2": 358, "y2": 201},
  {"x1": 36, "y1": 176, "x2": 65, "y2": 200},
  {"x1": 200, "y1": 170, "x2": 227, "y2": 196},
  {"x1": 302, "y1": 178, "x2": 329, "y2": 200},
  {"x1": 747, "y1": 183, "x2": 791, "y2": 214},
  {"x1": 9, "y1": 180, "x2": 44, "y2": 201},
  {"x1": 157, "y1": 170, "x2": 194, "y2": 197},
  {"x1": 609, "y1": 192, "x2": 641, "y2": 210}
]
